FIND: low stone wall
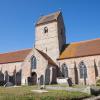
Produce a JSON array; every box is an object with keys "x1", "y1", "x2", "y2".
[
  {"x1": 57, "y1": 78, "x2": 67, "y2": 84},
  {"x1": 57, "y1": 77, "x2": 73, "y2": 86}
]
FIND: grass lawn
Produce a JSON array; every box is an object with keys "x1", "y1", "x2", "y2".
[
  {"x1": 46, "y1": 84, "x2": 88, "y2": 88},
  {"x1": 0, "y1": 86, "x2": 91, "y2": 100}
]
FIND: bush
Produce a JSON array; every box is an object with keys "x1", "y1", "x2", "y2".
[{"x1": 96, "y1": 79, "x2": 100, "y2": 86}]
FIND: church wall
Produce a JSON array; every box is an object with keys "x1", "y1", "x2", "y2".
[
  {"x1": 0, "y1": 62, "x2": 22, "y2": 85},
  {"x1": 58, "y1": 55, "x2": 100, "y2": 85},
  {"x1": 45, "y1": 65, "x2": 57, "y2": 84},
  {"x1": 22, "y1": 49, "x2": 48, "y2": 85},
  {"x1": 0, "y1": 62, "x2": 22, "y2": 76}
]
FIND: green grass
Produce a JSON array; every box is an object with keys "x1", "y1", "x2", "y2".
[
  {"x1": 48, "y1": 84, "x2": 88, "y2": 88},
  {"x1": 0, "y1": 86, "x2": 91, "y2": 100},
  {"x1": 46, "y1": 84, "x2": 67, "y2": 87}
]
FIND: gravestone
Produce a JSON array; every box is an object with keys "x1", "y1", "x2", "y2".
[
  {"x1": 38, "y1": 78, "x2": 40, "y2": 89},
  {"x1": 4, "y1": 82, "x2": 13, "y2": 87},
  {"x1": 67, "y1": 78, "x2": 73, "y2": 87},
  {"x1": 82, "y1": 86, "x2": 91, "y2": 94}
]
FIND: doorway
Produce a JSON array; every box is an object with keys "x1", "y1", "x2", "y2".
[{"x1": 31, "y1": 72, "x2": 37, "y2": 85}]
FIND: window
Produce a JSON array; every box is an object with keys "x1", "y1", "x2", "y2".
[
  {"x1": 44, "y1": 27, "x2": 48, "y2": 33},
  {"x1": 79, "y1": 62, "x2": 87, "y2": 79},
  {"x1": 46, "y1": 48, "x2": 47, "y2": 52},
  {"x1": 61, "y1": 63, "x2": 68, "y2": 78},
  {"x1": 98, "y1": 61, "x2": 100, "y2": 67},
  {"x1": 31, "y1": 56, "x2": 36, "y2": 69}
]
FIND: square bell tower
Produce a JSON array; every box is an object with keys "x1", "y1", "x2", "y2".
[{"x1": 35, "y1": 11, "x2": 66, "y2": 62}]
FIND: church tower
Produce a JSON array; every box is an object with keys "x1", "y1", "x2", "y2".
[{"x1": 35, "y1": 11, "x2": 66, "y2": 62}]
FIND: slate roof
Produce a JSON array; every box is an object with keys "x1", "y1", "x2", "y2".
[
  {"x1": 58, "y1": 38, "x2": 100, "y2": 60},
  {"x1": 36, "y1": 11, "x2": 61, "y2": 26},
  {"x1": 0, "y1": 49, "x2": 32, "y2": 64}
]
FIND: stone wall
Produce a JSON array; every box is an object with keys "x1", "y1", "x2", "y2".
[
  {"x1": 35, "y1": 21, "x2": 60, "y2": 62},
  {"x1": 0, "y1": 62, "x2": 22, "y2": 76},
  {"x1": 35, "y1": 13, "x2": 66, "y2": 63},
  {"x1": 0, "y1": 62, "x2": 22, "y2": 85},
  {"x1": 21, "y1": 48, "x2": 48, "y2": 85},
  {"x1": 58, "y1": 55, "x2": 100, "y2": 85}
]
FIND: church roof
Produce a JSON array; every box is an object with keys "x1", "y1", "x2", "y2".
[
  {"x1": 0, "y1": 48, "x2": 57, "y2": 66},
  {"x1": 36, "y1": 11, "x2": 61, "y2": 26},
  {"x1": 58, "y1": 38, "x2": 100, "y2": 60},
  {"x1": 0, "y1": 49, "x2": 32, "y2": 64},
  {"x1": 36, "y1": 49, "x2": 57, "y2": 66}
]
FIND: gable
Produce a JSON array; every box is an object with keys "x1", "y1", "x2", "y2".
[{"x1": 36, "y1": 49, "x2": 57, "y2": 66}]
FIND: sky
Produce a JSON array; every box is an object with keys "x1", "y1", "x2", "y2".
[{"x1": 0, "y1": 0, "x2": 100, "y2": 53}]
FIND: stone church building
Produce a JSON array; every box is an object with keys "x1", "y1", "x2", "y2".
[{"x1": 0, "y1": 11, "x2": 100, "y2": 86}]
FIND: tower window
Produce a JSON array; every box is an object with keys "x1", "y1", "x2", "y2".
[{"x1": 44, "y1": 27, "x2": 48, "y2": 33}]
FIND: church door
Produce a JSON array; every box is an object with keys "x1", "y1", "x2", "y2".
[{"x1": 31, "y1": 72, "x2": 37, "y2": 85}]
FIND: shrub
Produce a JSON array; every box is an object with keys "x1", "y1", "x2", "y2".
[{"x1": 96, "y1": 79, "x2": 100, "y2": 86}]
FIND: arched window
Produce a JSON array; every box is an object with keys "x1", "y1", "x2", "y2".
[
  {"x1": 98, "y1": 61, "x2": 100, "y2": 67},
  {"x1": 61, "y1": 63, "x2": 68, "y2": 78},
  {"x1": 31, "y1": 56, "x2": 36, "y2": 69},
  {"x1": 79, "y1": 62, "x2": 87, "y2": 79},
  {"x1": 98, "y1": 61, "x2": 100, "y2": 72},
  {"x1": 44, "y1": 27, "x2": 48, "y2": 33}
]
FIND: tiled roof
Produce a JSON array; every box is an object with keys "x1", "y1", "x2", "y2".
[
  {"x1": 0, "y1": 49, "x2": 32, "y2": 64},
  {"x1": 36, "y1": 11, "x2": 61, "y2": 26},
  {"x1": 0, "y1": 47, "x2": 57, "y2": 66},
  {"x1": 36, "y1": 49, "x2": 57, "y2": 66},
  {"x1": 58, "y1": 38, "x2": 100, "y2": 60}
]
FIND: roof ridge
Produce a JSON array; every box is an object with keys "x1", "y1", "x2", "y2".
[
  {"x1": 69, "y1": 38, "x2": 100, "y2": 45},
  {"x1": 0, "y1": 48, "x2": 32, "y2": 55},
  {"x1": 39, "y1": 11, "x2": 61, "y2": 18},
  {"x1": 59, "y1": 38, "x2": 100, "y2": 60},
  {"x1": 36, "y1": 11, "x2": 61, "y2": 25}
]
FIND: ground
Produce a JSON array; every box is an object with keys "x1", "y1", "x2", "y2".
[{"x1": 0, "y1": 85, "x2": 91, "y2": 100}]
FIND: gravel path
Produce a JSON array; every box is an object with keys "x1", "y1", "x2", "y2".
[
  {"x1": 83, "y1": 95, "x2": 100, "y2": 100},
  {"x1": 46, "y1": 86, "x2": 84, "y2": 92}
]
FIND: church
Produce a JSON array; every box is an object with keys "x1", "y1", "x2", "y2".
[{"x1": 0, "y1": 11, "x2": 100, "y2": 86}]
